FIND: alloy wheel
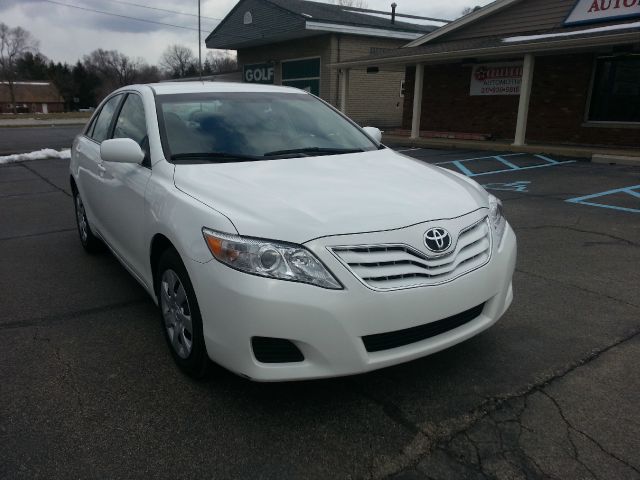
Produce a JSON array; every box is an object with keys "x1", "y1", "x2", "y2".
[
  {"x1": 160, "y1": 269, "x2": 194, "y2": 359},
  {"x1": 75, "y1": 195, "x2": 88, "y2": 243}
]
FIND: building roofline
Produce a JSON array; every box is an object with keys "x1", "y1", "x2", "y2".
[
  {"x1": 305, "y1": 21, "x2": 423, "y2": 40},
  {"x1": 404, "y1": 0, "x2": 523, "y2": 48},
  {"x1": 331, "y1": 31, "x2": 640, "y2": 67},
  {"x1": 206, "y1": 0, "x2": 436, "y2": 46}
]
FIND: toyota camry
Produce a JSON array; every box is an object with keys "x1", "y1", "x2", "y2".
[{"x1": 70, "y1": 82, "x2": 516, "y2": 381}]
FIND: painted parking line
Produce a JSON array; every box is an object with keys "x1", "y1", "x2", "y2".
[
  {"x1": 566, "y1": 185, "x2": 640, "y2": 214},
  {"x1": 483, "y1": 180, "x2": 531, "y2": 192},
  {"x1": 435, "y1": 153, "x2": 575, "y2": 177}
]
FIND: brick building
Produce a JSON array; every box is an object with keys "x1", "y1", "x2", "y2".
[
  {"x1": 205, "y1": 0, "x2": 445, "y2": 128},
  {"x1": 333, "y1": 0, "x2": 640, "y2": 149},
  {"x1": 0, "y1": 82, "x2": 65, "y2": 114}
]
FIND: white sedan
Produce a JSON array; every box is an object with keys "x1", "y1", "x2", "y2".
[{"x1": 70, "y1": 82, "x2": 516, "y2": 381}]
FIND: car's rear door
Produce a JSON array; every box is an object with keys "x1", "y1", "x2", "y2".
[
  {"x1": 75, "y1": 93, "x2": 124, "y2": 236},
  {"x1": 97, "y1": 92, "x2": 152, "y2": 281}
]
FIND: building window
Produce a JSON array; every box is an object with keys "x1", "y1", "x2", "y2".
[
  {"x1": 243, "y1": 11, "x2": 252, "y2": 25},
  {"x1": 588, "y1": 56, "x2": 640, "y2": 123},
  {"x1": 281, "y1": 57, "x2": 321, "y2": 96},
  {"x1": 400, "y1": 80, "x2": 405, "y2": 98}
]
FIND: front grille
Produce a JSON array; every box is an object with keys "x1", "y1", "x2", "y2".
[
  {"x1": 362, "y1": 303, "x2": 486, "y2": 353},
  {"x1": 251, "y1": 337, "x2": 304, "y2": 363},
  {"x1": 330, "y1": 218, "x2": 491, "y2": 291}
]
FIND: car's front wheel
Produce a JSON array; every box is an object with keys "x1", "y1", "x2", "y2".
[
  {"x1": 73, "y1": 190, "x2": 104, "y2": 253},
  {"x1": 156, "y1": 248, "x2": 210, "y2": 378}
]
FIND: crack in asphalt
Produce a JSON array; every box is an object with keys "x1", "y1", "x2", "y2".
[
  {"x1": 381, "y1": 328, "x2": 640, "y2": 479},
  {"x1": 539, "y1": 389, "x2": 640, "y2": 476},
  {"x1": 538, "y1": 389, "x2": 601, "y2": 480},
  {"x1": 18, "y1": 162, "x2": 71, "y2": 197},
  {"x1": 516, "y1": 268, "x2": 640, "y2": 310},
  {"x1": 0, "y1": 227, "x2": 76, "y2": 242},
  {"x1": 0, "y1": 189, "x2": 60, "y2": 199},
  {"x1": 516, "y1": 225, "x2": 639, "y2": 247},
  {"x1": 0, "y1": 298, "x2": 149, "y2": 330}
]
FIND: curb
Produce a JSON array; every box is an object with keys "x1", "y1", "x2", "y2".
[{"x1": 382, "y1": 135, "x2": 640, "y2": 161}]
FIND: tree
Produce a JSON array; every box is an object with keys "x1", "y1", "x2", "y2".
[
  {"x1": 205, "y1": 51, "x2": 238, "y2": 74},
  {"x1": 71, "y1": 62, "x2": 100, "y2": 109},
  {"x1": 0, "y1": 23, "x2": 40, "y2": 113},
  {"x1": 334, "y1": 0, "x2": 369, "y2": 8},
  {"x1": 83, "y1": 49, "x2": 141, "y2": 99},
  {"x1": 461, "y1": 6, "x2": 482, "y2": 15},
  {"x1": 160, "y1": 44, "x2": 197, "y2": 78},
  {"x1": 16, "y1": 52, "x2": 49, "y2": 80}
]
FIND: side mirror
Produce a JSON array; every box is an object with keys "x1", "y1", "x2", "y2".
[
  {"x1": 100, "y1": 138, "x2": 144, "y2": 164},
  {"x1": 362, "y1": 126, "x2": 382, "y2": 144}
]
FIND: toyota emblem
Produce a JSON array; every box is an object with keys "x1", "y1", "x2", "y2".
[{"x1": 424, "y1": 228, "x2": 452, "y2": 253}]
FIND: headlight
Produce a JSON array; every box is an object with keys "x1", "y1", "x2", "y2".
[
  {"x1": 202, "y1": 228, "x2": 342, "y2": 289},
  {"x1": 488, "y1": 194, "x2": 506, "y2": 241}
]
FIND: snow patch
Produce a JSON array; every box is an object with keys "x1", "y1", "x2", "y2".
[
  {"x1": 503, "y1": 21, "x2": 640, "y2": 42},
  {"x1": 0, "y1": 148, "x2": 71, "y2": 165}
]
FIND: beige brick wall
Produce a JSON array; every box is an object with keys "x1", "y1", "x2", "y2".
[
  {"x1": 333, "y1": 35, "x2": 407, "y2": 128},
  {"x1": 237, "y1": 34, "x2": 408, "y2": 128}
]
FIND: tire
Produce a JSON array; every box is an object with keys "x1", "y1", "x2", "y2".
[
  {"x1": 73, "y1": 189, "x2": 104, "y2": 254},
  {"x1": 156, "y1": 248, "x2": 210, "y2": 378}
]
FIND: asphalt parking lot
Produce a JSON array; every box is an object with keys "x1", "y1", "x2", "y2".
[{"x1": 1, "y1": 132, "x2": 639, "y2": 479}]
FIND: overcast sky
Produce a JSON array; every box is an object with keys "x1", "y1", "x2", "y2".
[{"x1": 0, "y1": 0, "x2": 493, "y2": 65}]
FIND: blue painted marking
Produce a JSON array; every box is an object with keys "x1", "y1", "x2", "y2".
[
  {"x1": 464, "y1": 161, "x2": 575, "y2": 177},
  {"x1": 435, "y1": 153, "x2": 525, "y2": 165},
  {"x1": 534, "y1": 154, "x2": 559, "y2": 164},
  {"x1": 566, "y1": 185, "x2": 640, "y2": 214},
  {"x1": 494, "y1": 156, "x2": 520, "y2": 170},
  {"x1": 452, "y1": 160, "x2": 474, "y2": 176},
  {"x1": 484, "y1": 181, "x2": 531, "y2": 192},
  {"x1": 626, "y1": 189, "x2": 640, "y2": 199},
  {"x1": 435, "y1": 153, "x2": 575, "y2": 178}
]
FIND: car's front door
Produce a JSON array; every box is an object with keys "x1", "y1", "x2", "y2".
[
  {"x1": 97, "y1": 92, "x2": 152, "y2": 282},
  {"x1": 75, "y1": 94, "x2": 124, "y2": 235}
]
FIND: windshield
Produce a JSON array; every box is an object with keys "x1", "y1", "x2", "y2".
[{"x1": 156, "y1": 92, "x2": 379, "y2": 161}]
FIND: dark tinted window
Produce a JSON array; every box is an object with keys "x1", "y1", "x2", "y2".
[
  {"x1": 113, "y1": 94, "x2": 147, "y2": 147},
  {"x1": 589, "y1": 57, "x2": 640, "y2": 123},
  {"x1": 91, "y1": 95, "x2": 122, "y2": 142}
]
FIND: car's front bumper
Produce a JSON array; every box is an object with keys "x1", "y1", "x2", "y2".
[{"x1": 187, "y1": 221, "x2": 516, "y2": 382}]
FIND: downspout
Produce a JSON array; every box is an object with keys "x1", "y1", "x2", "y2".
[{"x1": 336, "y1": 33, "x2": 341, "y2": 106}]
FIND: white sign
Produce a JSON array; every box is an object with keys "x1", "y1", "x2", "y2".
[
  {"x1": 470, "y1": 62, "x2": 523, "y2": 96},
  {"x1": 565, "y1": 0, "x2": 640, "y2": 25}
]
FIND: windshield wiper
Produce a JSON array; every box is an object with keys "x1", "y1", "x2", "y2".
[
  {"x1": 170, "y1": 152, "x2": 259, "y2": 163},
  {"x1": 263, "y1": 147, "x2": 365, "y2": 157}
]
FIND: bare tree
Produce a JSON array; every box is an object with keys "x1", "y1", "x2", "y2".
[
  {"x1": 0, "y1": 23, "x2": 39, "y2": 113},
  {"x1": 334, "y1": 0, "x2": 369, "y2": 8},
  {"x1": 461, "y1": 6, "x2": 482, "y2": 15},
  {"x1": 83, "y1": 49, "x2": 141, "y2": 99},
  {"x1": 160, "y1": 44, "x2": 197, "y2": 78},
  {"x1": 204, "y1": 51, "x2": 238, "y2": 74}
]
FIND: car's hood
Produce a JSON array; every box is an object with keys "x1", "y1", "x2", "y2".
[{"x1": 173, "y1": 149, "x2": 488, "y2": 243}]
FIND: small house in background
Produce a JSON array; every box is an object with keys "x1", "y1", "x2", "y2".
[
  {"x1": 0, "y1": 82, "x2": 65, "y2": 114},
  {"x1": 205, "y1": 0, "x2": 446, "y2": 128}
]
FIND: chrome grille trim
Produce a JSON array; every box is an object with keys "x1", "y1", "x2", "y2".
[{"x1": 329, "y1": 217, "x2": 492, "y2": 291}]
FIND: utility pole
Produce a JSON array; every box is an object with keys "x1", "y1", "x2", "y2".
[{"x1": 198, "y1": 0, "x2": 202, "y2": 80}]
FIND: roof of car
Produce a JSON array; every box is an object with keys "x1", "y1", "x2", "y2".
[{"x1": 144, "y1": 81, "x2": 307, "y2": 96}]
